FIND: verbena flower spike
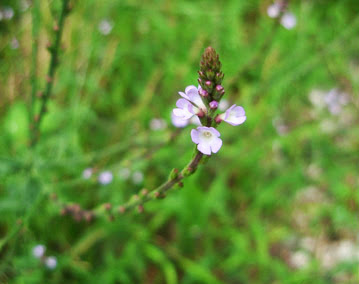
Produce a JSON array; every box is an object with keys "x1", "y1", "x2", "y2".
[
  {"x1": 173, "y1": 46, "x2": 246, "y2": 155},
  {"x1": 60, "y1": 46, "x2": 246, "y2": 220}
]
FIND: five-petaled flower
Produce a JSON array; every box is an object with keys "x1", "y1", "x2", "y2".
[{"x1": 191, "y1": 127, "x2": 222, "y2": 155}]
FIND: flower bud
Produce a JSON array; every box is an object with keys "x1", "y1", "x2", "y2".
[
  {"x1": 209, "y1": 101, "x2": 218, "y2": 110},
  {"x1": 216, "y1": 85, "x2": 224, "y2": 92},
  {"x1": 199, "y1": 88, "x2": 208, "y2": 97},
  {"x1": 215, "y1": 115, "x2": 223, "y2": 124}
]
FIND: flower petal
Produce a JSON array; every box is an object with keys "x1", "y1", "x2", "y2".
[
  {"x1": 185, "y1": 85, "x2": 198, "y2": 95},
  {"x1": 191, "y1": 129, "x2": 200, "y2": 144},
  {"x1": 210, "y1": 137, "x2": 222, "y2": 153},
  {"x1": 178, "y1": 91, "x2": 189, "y2": 100},
  {"x1": 197, "y1": 142, "x2": 211, "y2": 155},
  {"x1": 225, "y1": 115, "x2": 246, "y2": 126},
  {"x1": 209, "y1": 127, "x2": 220, "y2": 137}
]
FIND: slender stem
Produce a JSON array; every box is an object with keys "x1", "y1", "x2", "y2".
[
  {"x1": 98, "y1": 150, "x2": 204, "y2": 217},
  {"x1": 29, "y1": 0, "x2": 40, "y2": 141},
  {"x1": 31, "y1": 0, "x2": 70, "y2": 146}
]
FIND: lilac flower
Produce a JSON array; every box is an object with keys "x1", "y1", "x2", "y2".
[
  {"x1": 267, "y1": 2, "x2": 281, "y2": 18},
  {"x1": 217, "y1": 104, "x2": 246, "y2": 126},
  {"x1": 98, "y1": 171, "x2": 113, "y2": 185},
  {"x1": 178, "y1": 85, "x2": 206, "y2": 111},
  {"x1": 45, "y1": 256, "x2": 57, "y2": 269},
  {"x1": 173, "y1": 98, "x2": 199, "y2": 120},
  {"x1": 191, "y1": 127, "x2": 222, "y2": 155},
  {"x1": 171, "y1": 112, "x2": 189, "y2": 128},
  {"x1": 32, "y1": 244, "x2": 46, "y2": 258},
  {"x1": 82, "y1": 168, "x2": 93, "y2": 179},
  {"x1": 281, "y1": 12, "x2": 297, "y2": 29}
]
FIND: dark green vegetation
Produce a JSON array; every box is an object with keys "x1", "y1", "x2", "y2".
[{"x1": 0, "y1": 0, "x2": 358, "y2": 283}]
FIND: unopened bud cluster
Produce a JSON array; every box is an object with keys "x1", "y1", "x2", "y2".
[
  {"x1": 198, "y1": 46, "x2": 225, "y2": 102},
  {"x1": 61, "y1": 204, "x2": 95, "y2": 222},
  {"x1": 172, "y1": 47, "x2": 246, "y2": 155}
]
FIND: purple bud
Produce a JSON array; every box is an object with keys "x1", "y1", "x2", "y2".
[
  {"x1": 216, "y1": 85, "x2": 224, "y2": 92},
  {"x1": 198, "y1": 78, "x2": 202, "y2": 84},
  {"x1": 199, "y1": 88, "x2": 208, "y2": 97},
  {"x1": 198, "y1": 71, "x2": 204, "y2": 77},
  {"x1": 205, "y1": 81, "x2": 212, "y2": 86},
  {"x1": 209, "y1": 101, "x2": 218, "y2": 109}
]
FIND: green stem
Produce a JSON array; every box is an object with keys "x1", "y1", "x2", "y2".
[
  {"x1": 94, "y1": 150, "x2": 204, "y2": 218},
  {"x1": 29, "y1": 0, "x2": 40, "y2": 142},
  {"x1": 31, "y1": 0, "x2": 70, "y2": 146}
]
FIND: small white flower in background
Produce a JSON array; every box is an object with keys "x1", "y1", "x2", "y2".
[
  {"x1": 10, "y1": 37, "x2": 19, "y2": 50},
  {"x1": 98, "y1": 19, "x2": 113, "y2": 35},
  {"x1": 218, "y1": 99, "x2": 229, "y2": 111},
  {"x1": 3, "y1": 7, "x2": 14, "y2": 20},
  {"x1": 309, "y1": 89, "x2": 326, "y2": 109},
  {"x1": 281, "y1": 12, "x2": 297, "y2": 29},
  {"x1": 290, "y1": 251, "x2": 310, "y2": 269},
  {"x1": 82, "y1": 168, "x2": 93, "y2": 179},
  {"x1": 32, "y1": 244, "x2": 46, "y2": 259},
  {"x1": 217, "y1": 104, "x2": 246, "y2": 126},
  {"x1": 132, "y1": 171, "x2": 144, "y2": 185},
  {"x1": 118, "y1": 167, "x2": 131, "y2": 180},
  {"x1": 191, "y1": 127, "x2": 222, "y2": 155},
  {"x1": 98, "y1": 171, "x2": 113, "y2": 185},
  {"x1": 267, "y1": 2, "x2": 281, "y2": 18},
  {"x1": 45, "y1": 256, "x2": 57, "y2": 269},
  {"x1": 324, "y1": 88, "x2": 349, "y2": 115},
  {"x1": 272, "y1": 117, "x2": 288, "y2": 136},
  {"x1": 150, "y1": 118, "x2": 167, "y2": 131},
  {"x1": 171, "y1": 112, "x2": 189, "y2": 128}
]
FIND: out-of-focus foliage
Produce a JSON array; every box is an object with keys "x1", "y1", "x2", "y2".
[{"x1": 0, "y1": 0, "x2": 358, "y2": 283}]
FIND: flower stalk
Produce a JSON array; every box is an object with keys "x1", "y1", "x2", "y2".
[
  {"x1": 30, "y1": 0, "x2": 71, "y2": 146},
  {"x1": 59, "y1": 46, "x2": 246, "y2": 220}
]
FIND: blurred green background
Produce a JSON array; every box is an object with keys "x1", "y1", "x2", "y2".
[{"x1": 1, "y1": 0, "x2": 359, "y2": 283}]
